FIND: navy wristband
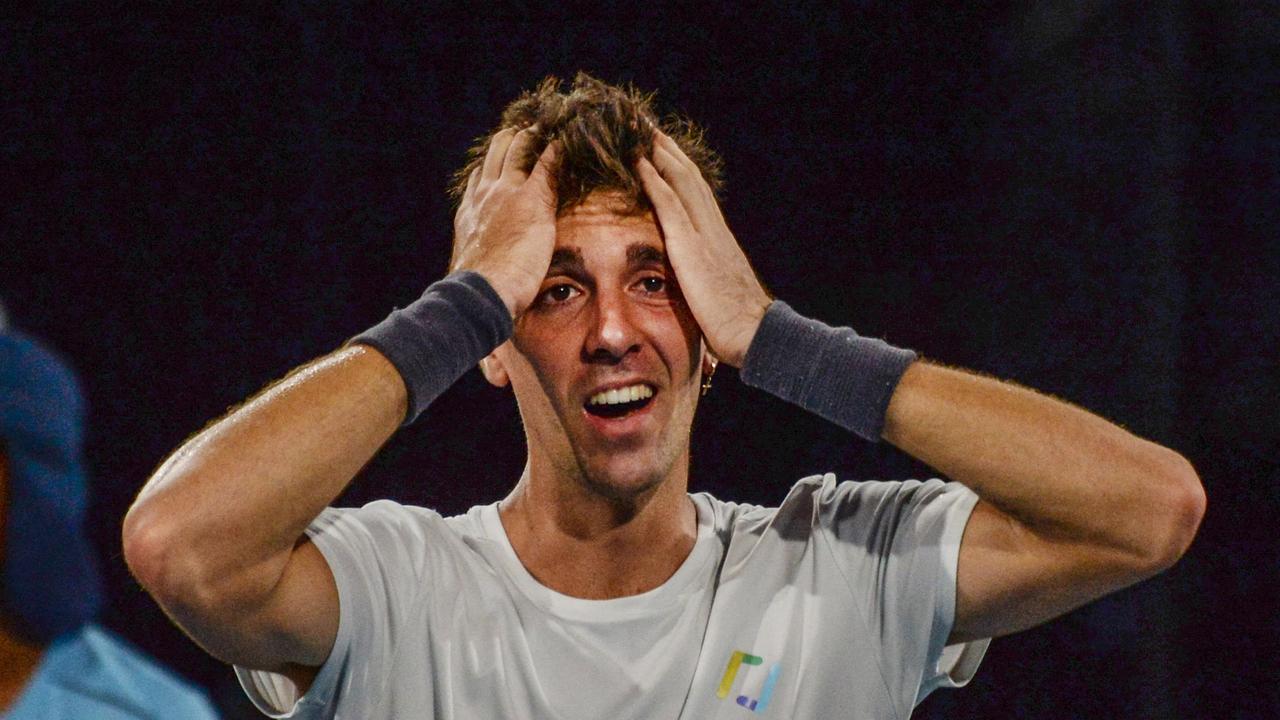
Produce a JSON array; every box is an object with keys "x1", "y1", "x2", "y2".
[
  {"x1": 348, "y1": 271, "x2": 513, "y2": 425},
  {"x1": 739, "y1": 300, "x2": 917, "y2": 442}
]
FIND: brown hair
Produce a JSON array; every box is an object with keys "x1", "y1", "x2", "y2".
[{"x1": 449, "y1": 72, "x2": 723, "y2": 215}]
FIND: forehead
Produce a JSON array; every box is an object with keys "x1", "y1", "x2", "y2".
[{"x1": 554, "y1": 194, "x2": 664, "y2": 260}]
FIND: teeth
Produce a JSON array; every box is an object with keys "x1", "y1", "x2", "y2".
[{"x1": 588, "y1": 384, "x2": 654, "y2": 406}]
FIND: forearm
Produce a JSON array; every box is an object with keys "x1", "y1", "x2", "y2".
[
  {"x1": 883, "y1": 362, "x2": 1202, "y2": 561},
  {"x1": 741, "y1": 301, "x2": 1202, "y2": 564},
  {"x1": 124, "y1": 271, "x2": 513, "y2": 605}
]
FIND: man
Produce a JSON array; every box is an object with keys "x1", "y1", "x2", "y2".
[
  {"x1": 0, "y1": 306, "x2": 219, "y2": 719},
  {"x1": 122, "y1": 74, "x2": 1205, "y2": 719}
]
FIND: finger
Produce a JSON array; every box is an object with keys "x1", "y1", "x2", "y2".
[
  {"x1": 502, "y1": 125, "x2": 540, "y2": 179},
  {"x1": 652, "y1": 144, "x2": 693, "y2": 183},
  {"x1": 523, "y1": 141, "x2": 560, "y2": 208},
  {"x1": 526, "y1": 141, "x2": 559, "y2": 187},
  {"x1": 655, "y1": 130, "x2": 702, "y2": 175},
  {"x1": 657, "y1": 134, "x2": 724, "y2": 219},
  {"x1": 636, "y1": 156, "x2": 698, "y2": 241},
  {"x1": 652, "y1": 137, "x2": 717, "y2": 207},
  {"x1": 463, "y1": 166, "x2": 481, "y2": 201},
  {"x1": 482, "y1": 127, "x2": 517, "y2": 181},
  {"x1": 651, "y1": 145, "x2": 712, "y2": 234}
]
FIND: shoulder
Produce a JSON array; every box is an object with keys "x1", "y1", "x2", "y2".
[
  {"x1": 806, "y1": 474, "x2": 966, "y2": 516},
  {"x1": 704, "y1": 474, "x2": 975, "y2": 545},
  {"x1": 692, "y1": 475, "x2": 857, "y2": 554},
  {"x1": 309, "y1": 498, "x2": 445, "y2": 536},
  {"x1": 306, "y1": 499, "x2": 464, "y2": 557},
  {"x1": 798, "y1": 475, "x2": 979, "y2": 569},
  {"x1": 306, "y1": 499, "x2": 498, "y2": 582}
]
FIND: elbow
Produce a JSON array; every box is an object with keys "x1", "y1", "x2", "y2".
[
  {"x1": 1139, "y1": 451, "x2": 1206, "y2": 573},
  {"x1": 123, "y1": 502, "x2": 234, "y2": 615},
  {"x1": 122, "y1": 503, "x2": 199, "y2": 607},
  {"x1": 124, "y1": 499, "x2": 282, "y2": 619}
]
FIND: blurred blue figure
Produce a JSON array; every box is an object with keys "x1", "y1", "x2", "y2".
[{"x1": 0, "y1": 304, "x2": 219, "y2": 719}]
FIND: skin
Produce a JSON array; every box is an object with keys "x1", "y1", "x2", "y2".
[
  {"x1": 122, "y1": 124, "x2": 1205, "y2": 699},
  {"x1": 488, "y1": 196, "x2": 709, "y2": 598},
  {"x1": 636, "y1": 132, "x2": 1204, "y2": 641}
]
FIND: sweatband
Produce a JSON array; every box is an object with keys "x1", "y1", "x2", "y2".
[
  {"x1": 349, "y1": 271, "x2": 512, "y2": 425},
  {"x1": 740, "y1": 301, "x2": 917, "y2": 443}
]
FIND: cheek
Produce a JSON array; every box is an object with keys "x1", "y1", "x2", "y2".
[
  {"x1": 668, "y1": 302, "x2": 705, "y2": 375},
  {"x1": 506, "y1": 336, "x2": 575, "y2": 414},
  {"x1": 512, "y1": 310, "x2": 580, "y2": 365}
]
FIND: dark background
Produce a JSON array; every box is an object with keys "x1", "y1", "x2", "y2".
[{"x1": 3, "y1": 2, "x2": 1276, "y2": 718}]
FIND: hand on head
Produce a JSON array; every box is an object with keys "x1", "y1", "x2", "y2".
[
  {"x1": 450, "y1": 125, "x2": 560, "y2": 318},
  {"x1": 635, "y1": 131, "x2": 772, "y2": 368},
  {"x1": 450, "y1": 121, "x2": 771, "y2": 370}
]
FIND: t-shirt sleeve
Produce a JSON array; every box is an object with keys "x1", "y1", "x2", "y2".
[
  {"x1": 814, "y1": 475, "x2": 991, "y2": 709},
  {"x1": 233, "y1": 500, "x2": 439, "y2": 719}
]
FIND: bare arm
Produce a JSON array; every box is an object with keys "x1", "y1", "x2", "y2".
[
  {"x1": 122, "y1": 346, "x2": 405, "y2": 672},
  {"x1": 882, "y1": 362, "x2": 1205, "y2": 642},
  {"x1": 122, "y1": 127, "x2": 559, "y2": 685},
  {"x1": 636, "y1": 129, "x2": 1206, "y2": 646}
]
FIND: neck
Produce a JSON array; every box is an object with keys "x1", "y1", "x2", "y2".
[
  {"x1": 0, "y1": 618, "x2": 45, "y2": 713},
  {"x1": 498, "y1": 453, "x2": 698, "y2": 600}
]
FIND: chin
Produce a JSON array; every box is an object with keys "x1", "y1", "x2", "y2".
[{"x1": 576, "y1": 452, "x2": 671, "y2": 501}]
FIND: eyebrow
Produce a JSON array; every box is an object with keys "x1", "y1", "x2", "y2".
[
  {"x1": 545, "y1": 243, "x2": 667, "y2": 282},
  {"x1": 548, "y1": 248, "x2": 587, "y2": 278},
  {"x1": 627, "y1": 243, "x2": 666, "y2": 268}
]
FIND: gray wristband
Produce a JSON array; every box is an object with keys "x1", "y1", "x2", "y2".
[
  {"x1": 739, "y1": 300, "x2": 917, "y2": 442},
  {"x1": 349, "y1": 271, "x2": 513, "y2": 426}
]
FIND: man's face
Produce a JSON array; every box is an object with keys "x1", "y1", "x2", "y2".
[{"x1": 490, "y1": 192, "x2": 708, "y2": 499}]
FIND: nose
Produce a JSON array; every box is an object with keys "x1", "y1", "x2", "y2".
[{"x1": 583, "y1": 287, "x2": 642, "y2": 363}]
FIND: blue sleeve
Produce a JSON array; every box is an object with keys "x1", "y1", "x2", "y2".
[{"x1": 5, "y1": 625, "x2": 220, "y2": 720}]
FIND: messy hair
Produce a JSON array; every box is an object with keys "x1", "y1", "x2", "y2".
[{"x1": 449, "y1": 72, "x2": 723, "y2": 215}]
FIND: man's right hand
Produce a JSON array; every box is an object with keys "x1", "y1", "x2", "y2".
[{"x1": 450, "y1": 125, "x2": 559, "y2": 318}]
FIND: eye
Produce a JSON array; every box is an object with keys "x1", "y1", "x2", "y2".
[
  {"x1": 539, "y1": 284, "x2": 580, "y2": 304},
  {"x1": 639, "y1": 276, "x2": 667, "y2": 294}
]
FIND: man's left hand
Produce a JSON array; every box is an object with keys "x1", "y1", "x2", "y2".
[{"x1": 635, "y1": 131, "x2": 772, "y2": 368}]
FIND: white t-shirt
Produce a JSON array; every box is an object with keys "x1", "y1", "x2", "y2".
[{"x1": 236, "y1": 474, "x2": 989, "y2": 719}]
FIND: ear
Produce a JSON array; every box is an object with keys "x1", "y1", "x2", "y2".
[
  {"x1": 479, "y1": 348, "x2": 510, "y2": 388},
  {"x1": 701, "y1": 344, "x2": 719, "y2": 377}
]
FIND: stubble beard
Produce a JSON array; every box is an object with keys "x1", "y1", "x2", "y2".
[
  {"x1": 518, "y1": 360, "x2": 701, "y2": 505},
  {"x1": 572, "y1": 442, "x2": 680, "y2": 502},
  {"x1": 568, "y1": 401, "x2": 696, "y2": 504}
]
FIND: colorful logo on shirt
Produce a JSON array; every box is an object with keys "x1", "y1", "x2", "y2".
[{"x1": 716, "y1": 650, "x2": 782, "y2": 713}]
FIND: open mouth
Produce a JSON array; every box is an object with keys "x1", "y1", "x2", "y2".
[{"x1": 584, "y1": 384, "x2": 656, "y2": 419}]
